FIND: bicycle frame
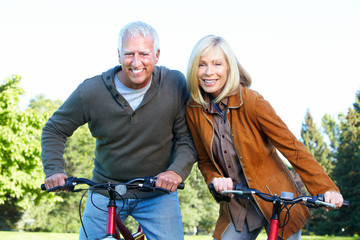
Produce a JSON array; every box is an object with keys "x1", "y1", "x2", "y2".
[
  {"x1": 42, "y1": 176, "x2": 184, "y2": 240},
  {"x1": 103, "y1": 186, "x2": 145, "y2": 240},
  {"x1": 219, "y1": 184, "x2": 349, "y2": 240},
  {"x1": 221, "y1": 188, "x2": 299, "y2": 240},
  {"x1": 267, "y1": 199, "x2": 281, "y2": 240}
]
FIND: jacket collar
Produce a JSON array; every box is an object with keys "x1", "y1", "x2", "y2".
[{"x1": 227, "y1": 86, "x2": 243, "y2": 108}]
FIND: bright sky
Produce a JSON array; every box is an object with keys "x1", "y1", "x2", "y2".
[{"x1": 1, "y1": 0, "x2": 359, "y2": 138}]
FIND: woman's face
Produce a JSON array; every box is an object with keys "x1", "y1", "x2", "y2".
[{"x1": 197, "y1": 47, "x2": 228, "y2": 98}]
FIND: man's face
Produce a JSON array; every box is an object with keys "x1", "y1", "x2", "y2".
[{"x1": 118, "y1": 34, "x2": 160, "y2": 89}]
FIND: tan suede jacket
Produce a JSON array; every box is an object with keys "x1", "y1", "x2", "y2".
[{"x1": 186, "y1": 86, "x2": 339, "y2": 240}]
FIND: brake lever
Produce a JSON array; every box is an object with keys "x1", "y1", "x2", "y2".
[
  {"x1": 152, "y1": 187, "x2": 170, "y2": 194},
  {"x1": 47, "y1": 177, "x2": 78, "y2": 192},
  {"x1": 139, "y1": 177, "x2": 170, "y2": 194}
]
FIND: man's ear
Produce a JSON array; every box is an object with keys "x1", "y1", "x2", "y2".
[
  {"x1": 155, "y1": 49, "x2": 160, "y2": 64},
  {"x1": 117, "y1": 49, "x2": 122, "y2": 63}
]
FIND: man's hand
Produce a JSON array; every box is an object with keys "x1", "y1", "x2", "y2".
[
  {"x1": 324, "y1": 190, "x2": 344, "y2": 208},
  {"x1": 44, "y1": 173, "x2": 68, "y2": 190},
  {"x1": 155, "y1": 170, "x2": 182, "y2": 192}
]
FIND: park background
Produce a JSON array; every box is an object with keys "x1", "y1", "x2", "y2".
[{"x1": 0, "y1": 0, "x2": 359, "y2": 238}]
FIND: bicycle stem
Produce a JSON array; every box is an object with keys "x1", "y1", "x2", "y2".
[
  {"x1": 106, "y1": 185, "x2": 133, "y2": 240},
  {"x1": 268, "y1": 199, "x2": 282, "y2": 240}
]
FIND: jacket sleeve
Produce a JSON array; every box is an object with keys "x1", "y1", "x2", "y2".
[
  {"x1": 166, "y1": 72, "x2": 198, "y2": 181},
  {"x1": 41, "y1": 85, "x2": 87, "y2": 178},
  {"x1": 253, "y1": 93, "x2": 339, "y2": 195}
]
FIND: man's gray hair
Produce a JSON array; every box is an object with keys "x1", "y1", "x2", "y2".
[{"x1": 118, "y1": 21, "x2": 159, "y2": 53}]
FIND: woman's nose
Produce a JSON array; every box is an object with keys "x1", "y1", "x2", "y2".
[{"x1": 205, "y1": 65, "x2": 213, "y2": 75}]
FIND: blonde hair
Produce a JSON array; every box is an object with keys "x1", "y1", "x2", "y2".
[{"x1": 186, "y1": 35, "x2": 251, "y2": 106}]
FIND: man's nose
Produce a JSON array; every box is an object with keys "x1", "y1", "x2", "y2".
[{"x1": 132, "y1": 53, "x2": 141, "y2": 67}]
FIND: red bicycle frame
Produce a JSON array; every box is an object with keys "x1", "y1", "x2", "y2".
[
  {"x1": 267, "y1": 199, "x2": 282, "y2": 240},
  {"x1": 104, "y1": 188, "x2": 145, "y2": 240},
  {"x1": 219, "y1": 185, "x2": 349, "y2": 240},
  {"x1": 42, "y1": 176, "x2": 184, "y2": 240}
]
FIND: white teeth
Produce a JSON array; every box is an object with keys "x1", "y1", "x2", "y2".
[
  {"x1": 204, "y1": 79, "x2": 215, "y2": 83},
  {"x1": 132, "y1": 69, "x2": 143, "y2": 73}
]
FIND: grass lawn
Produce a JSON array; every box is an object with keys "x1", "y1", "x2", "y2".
[{"x1": 0, "y1": 231, "x2": 359, "y2": 240}]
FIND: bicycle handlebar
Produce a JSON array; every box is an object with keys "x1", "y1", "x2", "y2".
[
  {"x1": 209, "y1": 183, "x2": 349, "y2": 209},
  {"x1": 41, "y1": 176, "x2": 185, "y2": 194}
]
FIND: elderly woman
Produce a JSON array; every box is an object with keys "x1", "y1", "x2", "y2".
[{"x1": 185, "y1": 35, "x2": 343, "y2": 240}]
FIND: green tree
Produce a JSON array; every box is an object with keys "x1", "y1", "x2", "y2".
[
  {"x1": 310, "y1": 91, "x2": 360, "y2": 236},
  {"x1": 29, "y1": 94, "x2": 63, "y2": 114},
  {"x1": 328, "y1": 91, "x2": 360, "y2": 236},
  {"x1": 301, "y1": 110, "x2": 332, "y2": 173},
  {"x1": 322, "y1": 113, "x2": 341, "y2": 152},
  {"x1": 178, "y1": 164, "x2": 218, "y2": 235},
  {"x1": 300, "y1": 111, "x2": 333, "y2": 235},
  {"x1": 0, "y1": 75, "x2": 48, "y2": 229},
  {"x1": 25, "y1": 96, "x2": 95, "y2": 233}
]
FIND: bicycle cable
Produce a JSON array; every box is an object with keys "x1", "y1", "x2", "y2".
[{"x1": 79, "y1": 188, "x2": 90, "y2": 240}]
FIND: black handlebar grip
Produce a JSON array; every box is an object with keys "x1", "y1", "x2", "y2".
[
  {"x1": 209, "y1": 183, "x2": 231, "y2": 203},
  {"x1": 41, "y1": 183, "x2": 68, "y2": 192},
  {"x1": 177, "y1": 182, "x2": 185, "y2": 190}
]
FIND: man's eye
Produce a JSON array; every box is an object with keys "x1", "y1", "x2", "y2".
[{"x1": 141, "y1": 53, "x2": 149, "y2": 56}]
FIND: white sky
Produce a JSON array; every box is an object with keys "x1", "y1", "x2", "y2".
[{"x1": 1, "y1": 0, "x2": 359, "y2": 138}]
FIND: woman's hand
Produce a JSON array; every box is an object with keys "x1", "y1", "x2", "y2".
[
  {"x1": 211, "y1": 177, "x2": 233, "y2": 196},
  {"x1": 324, "y1": 190, "x2": 344, "y2": 208}
]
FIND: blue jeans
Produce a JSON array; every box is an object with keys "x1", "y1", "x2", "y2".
[
  {"x1": 217, "y1": 220, "x2": 302, "y2": 240},
  {"x1": 79, "y1": 191, "x2": 184, "y2": 240}
]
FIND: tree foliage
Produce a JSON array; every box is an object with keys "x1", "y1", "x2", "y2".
[
  {"x1": 29, "y1": 94, "x2": 63, "y2": 114},
  {"x1": 306, "y1": 91, "x2": 360, "y2": 236},
  {"x1": 25, "y1": 97, "x2": 95, "y2": 233},
  {"x1": 301, "y1": 110, "x2": 333, "y2": 173},
  {"x1": 328, "y1": 91, "x2": 360, "y2": 236},
  {"x1": 300, "y1": 111, "x2": 332, "y2": 235},
  {"x1": 322, "y1": 113, "x2": 341, "y2": 152},
  {"x1": 0, "y1": 76, "x2": 48, "y2": 229},
  {"x1": 178, "y1": 164, "x2": 218, "y2": 234}
]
